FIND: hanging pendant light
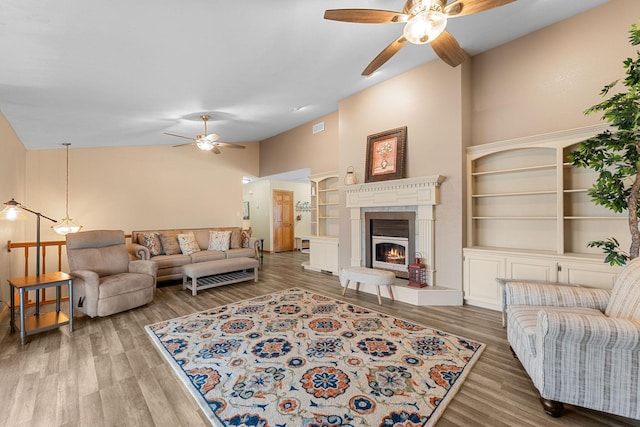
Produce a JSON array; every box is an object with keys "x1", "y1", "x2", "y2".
[{"x1": 53, "y1": 143, "x2": 82, "y2": 235}]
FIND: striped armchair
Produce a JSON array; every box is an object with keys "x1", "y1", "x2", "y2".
[{"x1": 498, "y1": 258, "x2": 640, "y2": 420}]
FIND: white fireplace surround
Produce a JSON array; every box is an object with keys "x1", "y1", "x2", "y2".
[{"x1": 346, "y1": 175, "x2": 445, "y2": 287}]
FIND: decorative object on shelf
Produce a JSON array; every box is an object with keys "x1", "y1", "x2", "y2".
[
  {"x1": 344, "y1": 166, "x2": 357, "y2": 185},
  {"x1": 568, "y1": 22, "x2": 640, "y2": 266},
  {"x1": 242, "y1": 201, "x2": 250, "y2": 220},
  {"x1": 295, "y1": 201, "x2": 311, "y2": 212},
  {"x1": 408, "y1": 253, "x2": 427, "y2": 288},
  {"x1": 365, "y1": 126, "x2": 407, "y2": 183},
  {"x1": 0, "y1": 199, "x2": 57, "y2": 277},
  {"x1": 53, "y1": 142, "x2": 82, "y2": 235}
]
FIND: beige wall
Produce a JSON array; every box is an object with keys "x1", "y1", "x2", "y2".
[
  {"x1": 338, "y1": 60, "x2": 467, "y2": 290},
  {"x1": 0, "y1": 112, "x2": 27, "y2": 303},
  {"x1": 24, "y1": 143, "x2": 260, "y2": 246},
  {"x1": 259, "y1": 111, "x2": 338, "y2": 177},
  {"x1": 471, "y1": 0, "x2": 640, "y2": 145}
]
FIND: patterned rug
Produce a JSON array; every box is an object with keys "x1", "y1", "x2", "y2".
[{"x1": 145, "y1": 288, "x2": 485, "y2": 426}]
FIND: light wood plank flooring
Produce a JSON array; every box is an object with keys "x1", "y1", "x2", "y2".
[{"x1": 1, "y1": 251, "x2": 639, "y2": 426}]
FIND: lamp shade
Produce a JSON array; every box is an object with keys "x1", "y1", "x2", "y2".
[
  {"x1": 0, "y1": 198, "x2": 28, "y2": 221},
  {"x1": 53, "y1": 217, "x2": 82, "y2": 235}
]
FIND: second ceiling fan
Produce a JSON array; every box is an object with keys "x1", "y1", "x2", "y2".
[
  {"x1": 165, "y1": 114, "x2": 245, "y2": 154},
  {"x1": 324, "y1": 0, "x2": 515, "y2": 76}
]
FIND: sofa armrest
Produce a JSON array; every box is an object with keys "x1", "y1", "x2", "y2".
[
  {"x1": 540, "y1": 311, "x2": 640, "y2": 350},
  {"x1": 127, "y1": 243, "x2": 150, "y2": 260},
  {"x1": 248, "y1": 237, "x2": 261, "y2": 258},
  {"x1": 503, "y1": 281, "x2": 610, "y2": 308},
  {"x1": 129, "y1": 259, "x2": 158, "y2": 279},
  {"x1": 70, "y1": 269, "x2": 100, "y2": 317},
  {"x1": 497, "y1": 278, "x2": 611, "y2": 327}
]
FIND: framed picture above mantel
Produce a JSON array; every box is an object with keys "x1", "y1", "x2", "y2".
[{"x1": 365, "y1": 126, "x2": 407, "y2": 183}]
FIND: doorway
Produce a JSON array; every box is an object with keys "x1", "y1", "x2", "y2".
[{"x1": 273, "y1": 190, "x2": 294, "y2": 252}]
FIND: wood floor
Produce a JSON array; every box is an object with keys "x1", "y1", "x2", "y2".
[{"x1": 1, "y1": 251, "x2": 639, "y2": 427}]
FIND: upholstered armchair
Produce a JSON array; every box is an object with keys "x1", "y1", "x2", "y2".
[
  {"x1": 67, "y1": 230, "x2": 158, "y2": 318},
  {"x1": 498, "y1": 257, "x2": 640, "y2": 420}
]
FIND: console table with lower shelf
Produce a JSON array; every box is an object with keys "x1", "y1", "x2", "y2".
[{"x1": 8, "y1": 271, "x2": 73, "y2": 345}]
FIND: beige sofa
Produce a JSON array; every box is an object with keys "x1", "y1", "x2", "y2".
[{"x1": 127, "y1": 227, "x2": 260, "y2": 282}]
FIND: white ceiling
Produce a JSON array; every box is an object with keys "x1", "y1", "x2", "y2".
[{"x1": 0, "y1": 0, "x2": 609, "y2": 150}]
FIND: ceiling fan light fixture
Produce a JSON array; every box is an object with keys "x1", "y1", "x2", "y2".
[
  {"x1": 196, "y1": 139, "x2": 215, "y2": 151},
  {"x1": 403, "y1": 5, "x2": 447, "y2": 45}
]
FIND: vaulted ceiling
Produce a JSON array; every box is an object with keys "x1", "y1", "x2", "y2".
[{"x1": 0, "y1": 0, "x2": 609, "y2": 150}]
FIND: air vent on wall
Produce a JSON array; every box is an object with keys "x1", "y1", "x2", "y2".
[{"x1": 312, "y1": 121, "x2": 325, "y2": 134}]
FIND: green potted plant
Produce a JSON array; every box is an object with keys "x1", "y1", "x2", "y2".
[{"x1": 569, "y1": 21, "x2": 640, "y2": 266}]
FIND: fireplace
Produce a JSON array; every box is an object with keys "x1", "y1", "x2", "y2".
[
  {"x1": 346, "y1": 175, "x2": 444, "y2": 287},
  {"x1": 372, "y1": 236, "x2": 408, "y2": 272},
  {"x1": 365, "y1": 213, "x2": 415, "y2": 278}
]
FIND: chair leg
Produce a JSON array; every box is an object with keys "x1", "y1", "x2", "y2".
[
  {"x1": 342, "y1": 279, "x2": 349, "y2": 296},
  {"x1": 540, "y1": 397, "x2": 564, "y2": 418}
]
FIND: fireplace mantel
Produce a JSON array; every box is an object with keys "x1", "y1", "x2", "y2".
[{"x1": 345, "y1": 175, "x2": 445, "y2": 208}]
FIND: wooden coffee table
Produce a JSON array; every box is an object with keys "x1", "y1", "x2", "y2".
[{"x1": 8, "y1": 271, "x2": 73, "y2": 345}]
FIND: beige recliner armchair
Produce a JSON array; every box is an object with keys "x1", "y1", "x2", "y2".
[
  {"x1": 67, "y1": 230, "x2": 158, "y2": 317},
  {"x1": 499, "y1": 257, "x2": 640, "y2": 420}
]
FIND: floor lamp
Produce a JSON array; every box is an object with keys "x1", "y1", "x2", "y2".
[{"x1": 0, "y1": 198, "x2": 57, "y2": 315}]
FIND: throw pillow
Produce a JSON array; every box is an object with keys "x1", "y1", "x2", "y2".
[
  {"x1": 178, "y1": 232, "x2": 201, "y2": 255},
  {"x1": 159, "y1": 232, "x2": 181, "y2": 255},
  {"x1": 208, "y1": 230, "x2": 231, "y2": 251},
  {"x1": 229, "y1": 228, "x2": 242, "y2": 249},
  {"x1": 241, "y1": 227, "x2": 252, "y2": 248},
  {"x1": 139, "y1": 232, "x2": 163, "y2": 256}
]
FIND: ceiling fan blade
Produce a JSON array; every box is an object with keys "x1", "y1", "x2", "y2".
[
  {"x1": 164, "y1": 132, "x2": 195, "y2": 141},
  {"x1": 216, "y1": 142, "x2": 246, "y2": 149},
  {"x1": 324, "y1": 9, "x2": 408, "y2": 24},
  {"x1": 171, "y1": 142, "x2": 195, "y2": 148},
  {"x1": 445, "y1": 0, "x2": 516, "y2": 18},
  {"x1": 362, "y1": 35, "x2": 408, "y2": 76},
  {"x1": 212, "y1": 146, "x2": 221, "y2": 154},
  {"x1": 431, "y1": 30, "x2": 467, "y2": 67}
]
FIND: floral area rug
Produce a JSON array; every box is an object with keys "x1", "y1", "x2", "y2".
[{"x1": 145, "y1": 288, "x2": 485, "y2": 426}]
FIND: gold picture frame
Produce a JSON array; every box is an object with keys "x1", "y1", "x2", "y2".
[{"x1": 365, "y1": 126, "x2": 407, "y2": 183}]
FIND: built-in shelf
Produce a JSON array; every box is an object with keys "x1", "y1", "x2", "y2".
[{"x1": 464, "y1": 124, "x2": 625, "y2": 311}]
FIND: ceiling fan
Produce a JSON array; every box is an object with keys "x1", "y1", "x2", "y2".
[
  {"x1": 324, "y1": 0, "x2": 515, "y2": 76},
  {"x1": 164, "y1": 114, "x2": 245, "y2": 154}
]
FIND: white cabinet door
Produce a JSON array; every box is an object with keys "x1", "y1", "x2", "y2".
[
  {"x1": 507, "y1": 256, "x2": 558, "y2": 282},
  {"x1": 558, "y1": 260, "x2": 620, "y2": 289},
  {"x1": 308, "y1": 237, "x2": 339, "y2": 274},
  {"x1": 463, "y1": 252, "x2": 506, "y2": 311}
]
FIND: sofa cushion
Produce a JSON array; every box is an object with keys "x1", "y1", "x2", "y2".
[
  {"x1": 139, "y1": 231, "x2": 163, "y2": 256},
  {"x1": 508, "y1": 305, "x2": 605, "y2": 357},
  {"x1": 159, "y1": 232, "x2": 181, "y2": 255},
  {"x1": 226, "y1": 248, "x2": 256, "y2": 259},
  {"x1": 99, "y1": 272, "x2": 155, "y2": 299},
  {"x1": 178, "y1": 232, "x2": 200, "y2": 255},
  {"x1": 241, "y1": 228, "x2": 252, "y2": 248},
  {"x1": 151, "y1": 253, "x2": 192, "y2": 269},
  {"x1": 190, "y1": 250, "x2": 227, "y2": 263},
  {"x1": 208, "y1": 230, "x2": 231, "y2": 251}
]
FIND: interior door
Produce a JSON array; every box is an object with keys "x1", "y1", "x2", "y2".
[{"x1": 273, "y1": 190, "x2": 294, "y2": 253}]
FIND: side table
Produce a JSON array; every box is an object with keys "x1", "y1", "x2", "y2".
[{"x1": 8, "y1": 271, "x2": 73, "y2": 345}]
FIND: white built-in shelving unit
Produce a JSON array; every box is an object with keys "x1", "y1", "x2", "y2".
[
  {"x1": 303, "y1": 171, "x2": 340, "y2": 274},
  {"x1": 464, "y1": 125, "x2": 625, "y2": 311}
]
